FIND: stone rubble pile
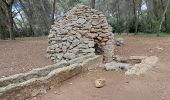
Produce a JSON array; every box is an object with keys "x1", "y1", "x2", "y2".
[
  {"x1": 125, "y1": 56, "x2": 158, "y2": 75},
  {"x1": 47, "y1": 5, "x2": 114, "y2": 63}
]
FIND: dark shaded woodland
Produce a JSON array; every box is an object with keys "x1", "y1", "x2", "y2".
[{"x1": 0, "y1": 0, "x2": 170, "y2": 40}]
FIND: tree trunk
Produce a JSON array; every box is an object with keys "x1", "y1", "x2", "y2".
[
  {"x1": 19, "y1": 0, "x2": 51, "y2": 37},
  {"x1": 8, "y1": 3, "x2": 15, "y2": 40},
  {"x1": 159, "y1": 0, "x2": 170, "y2": 34},
  {"x1": 116, "y1": 1, "x2": 120, "y2": 27},
  {"x1": 0, "y1": 26, "x2": 5, "y2": 40},
  {"x1": 133, "y1": 0, "x2": 138, "y2": 35},
  {"x1": 135, "y1": 0, "x2": 142, "y2": 34},
  {"x1": 127, "y1": 1, "x2": 131, "y2": 34},
  {"x1": 160, "y1": 0, "x2": 168, "y2": 32},
  {"x1": 91, "y1": 0, "x2": 95, "y2": 9},
  {"x1": 51, "y1": 0, "x2": 56, "y2": 24},
  {"x1": 1, "y1": 0, "x2": 15, "y2": 40},
  {"x1": 19, "y1": 0, "x2": 35, "y2": 36}
]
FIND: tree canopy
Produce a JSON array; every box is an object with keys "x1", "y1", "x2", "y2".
[{"x1": 0, "y1": 0, "x2": 170, "y2": 40}]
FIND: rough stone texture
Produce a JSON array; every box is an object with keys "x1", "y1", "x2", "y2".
[
  {"x1": 125, "y1": 56, "x2": 158, "y2": 75},
  {"x1": 47, "y1": 5, "x2": 114, "y2": 63},
  {"x1": 115, "y1": 37, "x2": 124, "y2": 46},
  {"x1": 0, "y1": 55, "x2": 103, "y2": 100},
  {"x1": 129, "y1": 56, "x2": 147, "y2": 60},
  {"x1": 113, "y1": 55, "x2": 144, "y2": 64},
  {"x1": 0, "y1": 61, "x2": 69, "y2": 88},
  {"x1": 104, "y1": 61, "x2": 130, "y2": 71},
  {"x1": 95, "y1": 79, "x2": 106, "y2": 88}
]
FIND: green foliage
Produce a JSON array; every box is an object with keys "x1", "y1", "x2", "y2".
[
  {"x1": 1, "y1": 0, "x2": 170, "y2": 40},
  {"x1": 107, "y1": 16, "x2": 125, "y2": 33},
  {"x1": 0, "y1": 25, "x2": 7, "y2": 40}
]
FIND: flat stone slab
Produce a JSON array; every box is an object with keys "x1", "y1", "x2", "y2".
[
  {"x1": 104, "y1": 62, "x2": 130, "y2": 71},
  {"x1": 125, "y1": 56, "x2": 159, "y2": 75}
]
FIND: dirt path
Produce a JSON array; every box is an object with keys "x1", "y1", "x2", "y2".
[
  {"x1": 0, "y1": 37, "x2": 53, "y2": 77},
  {"x1": 31, "y1": 35, "x2": 170, "y2": 100}
]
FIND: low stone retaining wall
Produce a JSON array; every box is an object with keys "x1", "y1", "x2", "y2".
[{"x1": 0, "y1": 55, "x2": 103, "y2": 100}]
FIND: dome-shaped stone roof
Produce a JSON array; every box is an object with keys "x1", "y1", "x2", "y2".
[{"x1": 47, "y1": 5, "x2": 114, "y2": 63}]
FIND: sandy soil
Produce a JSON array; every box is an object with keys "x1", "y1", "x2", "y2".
[
  {"x1": 30, "y1": 35, "x2": 170, "y2": 100},
  {"x1": 0, "y1": 37, "x2": 53, "y2": 77}
]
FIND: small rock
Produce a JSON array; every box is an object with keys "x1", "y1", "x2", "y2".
[
  {"x1": 58, "y1": 43, "x2": 63, "y2": 48},
  {"x1": 70, "y1": 48, "x2": 79, "y2": 54},
  {"x1": 55, "y1": 48, "x2": 62, "y2": 53},
  {"x1": 62, "y1": 37, "x2": 68, "y2": 41},
  {"x1": 54, "y1": 44, "x2": 59, "y2": 48},
  {"x1": 70, "y1": 30, "x2": 76, "y2": 34},
  {"x1": 91, "y1": 21, "x2": 99, "y2": 26},
  {"x1": 88, "y1": 41, "x2": 95, "y2": 47},
  {"x1": 65, "y1": 42, "x2": 71, "y2": 48},
  {"x1": 56, "y1": 53, "x2": 63, "y2": 60},
  {"x1": 46, "y1": 46, "x2": 51, "y2": 53},
  {"x1": 85, "y1": 33, "x2": 97, "y2": 38},
  {"x1": 48, "y1": 33, "x2": 55, "y2": 38},
  {"x1": 64, "y1": 53, "x2": 76, "y2": 60},
  {"x1": 54, "y1": 91, "x2": 57, "y2": 94},
  {"x1": 50, "y1": 45, "x2": 56, "y2": 50},
  {"x1": 81, "y1": 48, "x2": 95, "y2": 53},
  {"x1": 62, "y1": 46, "x2": 67, "y2": 52},
  {"x1": 68, "y1": 36, "x2": 74, "y2": 42},
  {"x1": 83, "y1": 24, "x2": 92, "y2": 30},
  {"x1": 51, "y1": 41, "x2": 57, "y2": 45},
  {"x1": 76, "y1": 18, "x2": 86, "y2": 24},
  {"x1": 72, "y1": 39, "x2": 80, "y2": 47},
  {"x1": 50, "y1": 86, "x2": 54, "y2": 89},
  {"x1": 116, "y1": 37, "x2": 124, "y2": 46},
  {"x1": 83, "y1": 38, "x2": 90, "y2": 44},
  {"x1": 155, "y1": 46, "x2": 164, "y2": 51},
  {"x1": 97, "y1": 36, "x2": 102, "y2": 40},
  {"x1": 60, "y1": 29, "x2": 68, "y2": 35},
  {"x1": 95, "y1": 79, "x2": 106, "y2": 88},
  {"x1": 54, "y1": 36, "x2": 62, "y2": 41},
  {"x1": 78, "y1": 44, "x2": 89, "y2": 49},
  {"x1": 104, "y1": 62, "x2": 129, "y2": 71},
  {"x1": 75, "y1": 33, "x2": 82, "y2": 39}
]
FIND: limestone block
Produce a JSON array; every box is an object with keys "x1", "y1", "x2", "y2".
[
  {"x1": 48, "y1": 33, "x2": 55, "y2": 38},
  {"x1": 78, "y1": 44, "x2": 89, "y2": 49},
  {"x1": 75, "y1": 33, "x2": 82, "y2": 39},
  {"x1": 64, "y1": 53, "x2": 76, "y2": 60},
  {"x1": 88, "y1": 41, "x2": 95, "y2": 47},
  {"x1": 76, "y1": 18, "x2": 86, "y2": 24},
  {"x1": 56, "y1": 53, "x2": 64, "y2": 60},
  {"x1": 95, "y1": 79, "x2": 105, "y2": 88},
  {"x1": 81, "y1": 48, "x2": 95, "y2": 53}
]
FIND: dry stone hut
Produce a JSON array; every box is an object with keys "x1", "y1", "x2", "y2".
[{"x1": 47, "y1": 5, "x2": 114, "y2": 63}]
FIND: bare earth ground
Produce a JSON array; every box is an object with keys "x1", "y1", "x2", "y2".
[
  {"x1": 32, "y1": 35, "x2": 170, "y2": 100},
  {"x1": 1, "y1": 36, "x2": 170, "y2": 100},
  {"x1": 0, "y1": 37, "x2": 53, "y2": 77}
]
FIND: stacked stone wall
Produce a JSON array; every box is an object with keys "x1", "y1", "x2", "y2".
[{"x1": 47, "y1": 5, "x2": 114, "y2": 62}]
